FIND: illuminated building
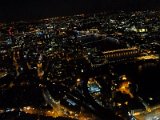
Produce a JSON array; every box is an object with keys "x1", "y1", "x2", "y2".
[{"x1": 103, "y1": 47, "x2": 141, "y2": 61}]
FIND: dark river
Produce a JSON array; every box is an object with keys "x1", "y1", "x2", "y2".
[{"x1": 114, "y1": 61, "x2": 160, "y2": 105}]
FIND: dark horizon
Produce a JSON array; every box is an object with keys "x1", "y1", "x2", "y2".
[{"x1": 0, "y1": 0, "x2": 160, "y2": 22}]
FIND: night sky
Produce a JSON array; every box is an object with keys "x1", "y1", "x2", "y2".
[{"x1": 0, "y1": 0, "x2": 160, "y2": 21}]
